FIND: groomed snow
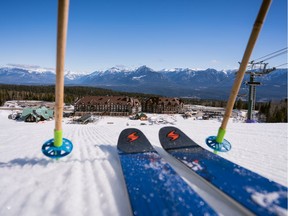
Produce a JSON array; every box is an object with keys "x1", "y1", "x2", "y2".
[{"x1": 0, "y1": 110, "x2": 287, "y2": 216}]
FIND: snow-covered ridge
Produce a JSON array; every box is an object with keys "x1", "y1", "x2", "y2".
[
  {"x1": 0, "y1": 64, "x2": 286, "y2": 100},
  {"x1": 162, "y1": 68, "x2": 202, "y2": 72},
  {"x1": 106, "y1": 66, "x2": 132, "y2": 73},
  {"x1": 65, "y1": 70, "x2": 88, "y2": 80},
  {"x1": 132, "y1": 75, "x2": 146, "y2": 80},
  {"x1": 161, "y1": 67, "x2": 237, "y2": 74},
  {"x1": 0, "y1": 64, "x2": 259, "y2": 77},
  {"x1": 4, "y1": 64, "x2": 90, "y2": 79},
  {"x1": 6, "y1": 64, "x2": 55, "y2": 74}
]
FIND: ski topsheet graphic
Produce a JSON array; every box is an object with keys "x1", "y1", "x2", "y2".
[
  {"x1": 117, "y1": 128, "x2": 217, "y2": 216},
  {"x1": 159, "y1": 126, "x2": 288, "y2": 216}
]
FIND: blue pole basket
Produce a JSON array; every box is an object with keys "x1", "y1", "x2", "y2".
[
  {"x1": 206, "y1": 136, "x2": 232, "y2": 152},
  {"x1": 42, "y1": 138, "x2": 73, "y2": 159}
]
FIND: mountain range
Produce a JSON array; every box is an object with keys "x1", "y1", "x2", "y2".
[{"x1": 0, "y1": 64, "x2": 287, "y2": 100}]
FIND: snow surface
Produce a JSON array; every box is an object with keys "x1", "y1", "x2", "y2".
[{"x1": 0, "y1": 110, "x2": 287, "y2": 216}]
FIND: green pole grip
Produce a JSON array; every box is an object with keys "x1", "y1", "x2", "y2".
[
  {"x1": 54, "y1": 130, "x2": 63, "y2": 147},
  {"x1": 216, "y1": 127, "x2": 226, "y2": 144}
]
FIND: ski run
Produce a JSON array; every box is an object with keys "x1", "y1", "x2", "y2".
[{"x1": 0, "y1": 110, "x2": 287, "y2": 216}]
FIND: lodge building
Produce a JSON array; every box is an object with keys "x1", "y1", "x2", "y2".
[
  {"x1": 74, "y1": 96, "x2": 141, "y2": 116},
  {"x1": 142, "y1": 97, "x2": 183, "y2": 114},
  {"x1": 74, "y1": 96, "x2": 184, "y2": 116}
]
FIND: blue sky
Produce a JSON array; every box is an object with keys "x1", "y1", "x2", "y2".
[{"x1": 0, "y1": 0, "x2": 287, "y2": 73}]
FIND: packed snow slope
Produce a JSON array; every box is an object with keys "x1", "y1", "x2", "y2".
[{"x1": 0, "y1": 110, "x2": 287, "y2": 216}]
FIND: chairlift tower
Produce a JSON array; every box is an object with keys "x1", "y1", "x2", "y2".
[{"x1": 245, "y1": 62, "x2": 276, "y2": 121}]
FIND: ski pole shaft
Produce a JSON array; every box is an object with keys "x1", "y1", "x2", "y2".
[
  {"x1": 217, "y1": 0, "x2": 272, "y2": 143},
  {"x1": 54, "y1": 0, "x2": 70, "y2": 147}
]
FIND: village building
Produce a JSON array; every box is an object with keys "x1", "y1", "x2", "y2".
[
  {"x1": 72, "y1": 113, "x2": 97, "y2": 124},
  {"x1": 183, "y1": 104, "x2": 225, "y2": 119},
  {"x1": 142, "y1": 97, "x2": 184, "y2": 114},
  {"x1": 20, "y1": 106, "x2": 54, "y2": 122},
  {"x1": 74, "y1": 96, "x2": 141, "y2": 116}
]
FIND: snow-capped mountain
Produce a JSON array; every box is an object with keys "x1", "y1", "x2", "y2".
[
  {"x1": 65, "y1": 70, "x2": 88, "y2": 81},
  {"x1": 0, "y1": 64, "x2": 87, "y2": 84},
  {"x1": 0, "y1": 64, "x2": 286, "y2": 100},
  {"x1": 5, "y1": 64, "x2": 55, "y2": 74},
  {"x1": 0, "y1": 66, "x2": 56, "y2": 84}
]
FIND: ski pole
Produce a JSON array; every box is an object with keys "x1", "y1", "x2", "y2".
[
  {"x1": 206, "y1": 0, "x2": 272, "y2": 152},
  {"x1": 42, "y1": 0, "x2": 73, "y2": 158},
  {"x1": 54, "y1": 0, "x2": 69, "y2": 147}
]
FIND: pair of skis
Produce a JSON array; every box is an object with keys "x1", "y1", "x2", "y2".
[{"x1": 117, "y1": 127, "x2": 287, "y2": 216}]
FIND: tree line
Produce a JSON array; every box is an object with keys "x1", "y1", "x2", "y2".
[
  {"x1": 172, "y1": 97, "x2": 287, "y2": 123},
  {"x1": 234, "y1": 98, "x2": 287, "y2": 123},
  {"x1": 0, "y1": 84, "x2": 286, "y2": 122},
  {"x1": 0, "y1": 84, "x2": 158, "y2": 105},
  {"x1": 257, "y1": 99, "x2": 287, "y2": 122}
]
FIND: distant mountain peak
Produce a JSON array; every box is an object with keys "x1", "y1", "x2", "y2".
[
  {"x1": 5, "y1": 64, "x2": 55, "y2": 74},
  {"x1": 162, "y1": 68, "x2": 191, "y2": 72},
  {"x1": 0, "y1": 64, "x2": 286, "y2": 100},
  {"x1": 3, "y1": 64, "x2": 90, "y2": 79},
  {"x1": 106, "y1": 66, "x2": 131, "y2": 73},
  {"x1": 136, "y1": 65, "x2": 154, "y2": 71}
]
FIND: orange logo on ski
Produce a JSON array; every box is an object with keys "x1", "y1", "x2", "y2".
[
  {"x1": 128, "y1": 132, "x2": 139, "y2": 142},
  {"x1": 167, "y1": 130, "x2": 180, "y2": 141}
]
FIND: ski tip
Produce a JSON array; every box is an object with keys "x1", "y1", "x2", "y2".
[
  {"x1": 117, "y1": 128, "x2": 155, "y2": 154},
  {"x1": 159, "y1": 126, "x2": 198, "y2": 150}
]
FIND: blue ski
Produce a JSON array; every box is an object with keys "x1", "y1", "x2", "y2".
[
  {"x1": 159, "y1": 126, "x2": 288, "y2": 216},
  {"x1": 117, "y1": 128, "x2": 217, "y2": 216}
]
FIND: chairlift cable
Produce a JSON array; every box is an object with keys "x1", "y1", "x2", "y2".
[
  {"x1": 252, "y1": 47, "x2": 287, "y2": 62},
  {"x1": 256, "y1": 50, "x2": 287, "y2": 62},
  {"x1": 274, "y1": 63, "x2": 288, "y2": 68}
]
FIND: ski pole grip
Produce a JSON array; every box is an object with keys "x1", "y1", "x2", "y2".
[
  {"x1": 216, "y1": 127, "x2": 226, "y2": 144},
  {"x1": 54, "y1": 130, "x2": 63, "y2": 147}
]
